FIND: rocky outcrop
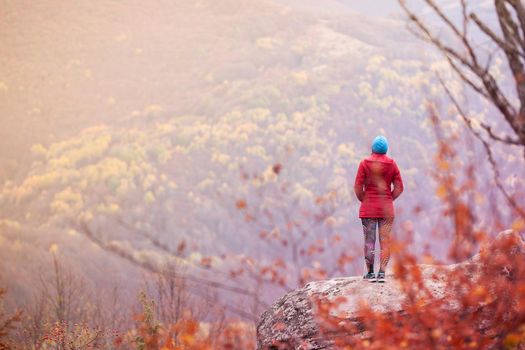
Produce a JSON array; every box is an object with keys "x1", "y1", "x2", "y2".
[{"x1": 256, "y1": 230, "x2": 525, "y2": 350}]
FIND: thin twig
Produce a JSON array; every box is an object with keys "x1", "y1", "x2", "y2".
[{"x1": 438, "y1": 74, "x2": 525, "y2": 219}]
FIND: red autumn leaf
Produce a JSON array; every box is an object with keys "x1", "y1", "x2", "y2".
[{"x1": 235, "y1": 199, "x2": 247, "y2": 209}]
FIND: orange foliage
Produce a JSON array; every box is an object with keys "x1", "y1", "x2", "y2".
[
  {"x1": 309, "y1": 229, "x2": 525, "y2": 349},
  {"x1": 300, "y1": 110, "x2": 525, "y2": 349},
  {"x1": 235, "y1": 199, "x2": 247, "y2": 210}
]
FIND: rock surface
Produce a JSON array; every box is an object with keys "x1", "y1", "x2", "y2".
[{"x1": 256, "y1": 230, "x2": 525, "y2": 350}]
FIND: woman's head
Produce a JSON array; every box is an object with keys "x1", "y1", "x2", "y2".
[{"x1": 372, "y1": 135, "x2": 388, "y2": 154}]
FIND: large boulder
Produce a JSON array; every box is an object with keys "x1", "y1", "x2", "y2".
[{"x1": 256, "y1": 230, "x2": 525, "y2": 350}]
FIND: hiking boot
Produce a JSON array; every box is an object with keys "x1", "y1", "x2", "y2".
[
  {"x1": 363, "y1": 272, "x2": 376, "y2": 281},
  {"x1": 376, "y1": 271, "x2": 386, "y2": 283}
]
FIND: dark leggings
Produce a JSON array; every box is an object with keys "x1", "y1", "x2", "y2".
[{"x1": 361, "y1": 218, "x2": 394, "y2": 273}]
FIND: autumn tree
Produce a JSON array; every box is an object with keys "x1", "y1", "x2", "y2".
[
  {"x1": 231, "y1": 161, "x2": 357, "y2": 293},
  {"x1": 399, "y1": 0, "x2": 525, "y2": 220},
  {"x1": 400, "y1": 0, "x2": 525, "y2": 148}
]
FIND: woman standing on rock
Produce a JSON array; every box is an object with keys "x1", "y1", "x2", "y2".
[{"x1": 354, "y1": 135, "x2": 403, "y2": 283}]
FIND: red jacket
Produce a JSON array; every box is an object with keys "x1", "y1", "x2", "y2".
[{"x1": 354, "y1": 153, "x2": 403, "y2": 218}]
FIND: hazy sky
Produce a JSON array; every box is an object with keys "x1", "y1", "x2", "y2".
[{"x1": 337, "y1": 0, "x2": 403, "y2": 17}]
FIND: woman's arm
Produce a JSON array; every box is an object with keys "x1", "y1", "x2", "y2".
[
  {"x1": 391, "y1": 161, "x2": 404, "y2": 200},
  {"x1": 354, "y1": 161, "x2": 365, "y2": 202}
]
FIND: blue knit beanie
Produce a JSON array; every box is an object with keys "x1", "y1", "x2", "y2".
[{"x1": 372, "y1": 135, "x2": 388, "y2": 154}]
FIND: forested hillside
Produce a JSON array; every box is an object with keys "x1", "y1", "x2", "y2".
[{"x1": 1, "y1": 0, "x2": 523, "y2": 348}]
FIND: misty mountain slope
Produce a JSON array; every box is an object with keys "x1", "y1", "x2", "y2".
[
  {"x1": 0, "y1": 0, "x2": 301, "y2": 181},
  {"x1": 1, "y1": 0, "x2": 496, "y2": 312}
]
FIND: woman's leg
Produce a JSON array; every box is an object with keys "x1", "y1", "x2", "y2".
[
  {"x1": 361, "y1": 218, "x2": 377, "y2": 273},
  {"x1": 378, "y1": 217, "x2": 394, "y2": 272}
]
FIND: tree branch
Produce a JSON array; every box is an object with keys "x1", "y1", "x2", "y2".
[
  {"x1": 73, "y1": 218, "x2": 265, "y2": 321},
  {"x1": 470, "y1": 13, "x2": 525, "y2": 59},
  {"x1": 400, "y1": 0, "x2": 523, "y2": 146},
  {"x1": 438, "y1": 74, "x2": 525, "y2": 219}
]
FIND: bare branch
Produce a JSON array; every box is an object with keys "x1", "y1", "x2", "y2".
[
  {"x1": 109, "y1": 215, "x2": 251, "y2": 286},
  {"x1": 502, "y1": 0, "x2": 525, "y2": 51},
  {"x1": 470, "y1": 13, "x2": 525, "y2": 59},
  {"x1": 461, "y1": 0, "x2": 468, "y2": 37},
  {"x1": 507, "y1": 0, "x2": 525, "y2": 48},
  {"x1": 424, "y1": 0, "x2": 479, "y2": 64},
  {"x1": 443, "y1": 54, "x2": 491, "y2": 99},
  {"x1": 400, "y1": 0, "x2": 523, "y2": 145},
  {"x1": 73, "y1": 219, "x2": 265, "y2": 320},
  {"x1": 478, "y1": 121, "x2": 522, "y2": 145},
  {"x1": 438, "y1": 74, "x2": 525, "y2": 219}
]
